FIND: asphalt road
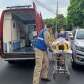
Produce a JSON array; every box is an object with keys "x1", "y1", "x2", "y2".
[
  {"x1": 0, "y1": 59, "x2": 34, "y2": 84},
  {"x1": 0, "y1": 58, "x2": 84, "y2": 84}
]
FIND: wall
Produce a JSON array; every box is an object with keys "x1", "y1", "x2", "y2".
[
  {"x1": 12, "y1": 17, "x2": 26, "y2": 50},
  {"x1": 3, "y1": 12, "x2": 12, "y2": 52},
  {"x1": 3, "y1": 12, "x2": 26, "y2": 52},
  {"x1": 3, "y1": 12, "x2": 12, "y2": 43}
]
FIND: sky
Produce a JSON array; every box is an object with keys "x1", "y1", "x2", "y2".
[{"x1": 0, "y1": 0, "x2": 70, "y2": 19}]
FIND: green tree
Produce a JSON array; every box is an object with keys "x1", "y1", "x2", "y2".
[
  {"x1": 56, "y1": 14, "x2": 66, "y2": 30},
  {"x1": 44, "y1": 14, "x2": 67, "y2": 31},
  {"x1": 67, "y1": 0, "x2": 84, "y2": 29}
]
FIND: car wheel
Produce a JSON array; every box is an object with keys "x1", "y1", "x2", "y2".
[{"x1": 72, "y1": 61, "x2": 77, "y2": 69}]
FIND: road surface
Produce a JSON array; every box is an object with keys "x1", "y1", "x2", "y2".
[
  {"x1": 0, "y1": 58, "x2": 84, "y2": 84},
  {"x1": 0, "y1": 59, "x2": 34, "y2": 84}
]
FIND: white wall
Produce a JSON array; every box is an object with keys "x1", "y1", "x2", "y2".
[
  {"x1": 3, "y1": 12, "x2": 12, "y2": 52},
  {"x1": 3, "y1": 12, "x2": 26, "y2": 52},
  {"x1": 3, "y1": 12, "x2": 12, "y2": 43},
  {"x1": 12, "y1": 20, "x2": 20, "y2": 41}
]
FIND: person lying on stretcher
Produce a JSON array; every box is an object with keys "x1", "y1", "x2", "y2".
[
  {"x1": 51, "y1": 37, "x2": 71, "y2": 67},
  {"x1": 51, "y1": 28, "x2": 72, "y2": 67}
]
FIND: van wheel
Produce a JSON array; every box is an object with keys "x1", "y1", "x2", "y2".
[{"x1": 8, "y1": 61, "x2": 15, "y2": 64}]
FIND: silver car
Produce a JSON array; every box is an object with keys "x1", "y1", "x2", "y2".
[{"x1": 72, "y1": 29, "x2": 84, "y2": 67}]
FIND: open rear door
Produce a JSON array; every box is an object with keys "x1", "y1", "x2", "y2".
[{"x1": 0, "y1": 11, "x2": 5, "y2": 55}]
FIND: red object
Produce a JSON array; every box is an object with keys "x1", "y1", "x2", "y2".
[{"x1": 0, "y1": 3, "x2": 44, "y2": 54}]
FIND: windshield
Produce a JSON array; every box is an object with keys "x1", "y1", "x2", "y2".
[{"x1": 76, "y1": 30, "x2": 84, "y2": 39}]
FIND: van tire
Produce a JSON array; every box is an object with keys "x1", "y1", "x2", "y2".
[{"x1": 8, "y1": 61, "x2": 15, "y2": 64}]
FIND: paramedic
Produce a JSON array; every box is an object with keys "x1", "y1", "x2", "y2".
[{"x1": 33, "y1": 24, "x2": 55, "y2": 84}]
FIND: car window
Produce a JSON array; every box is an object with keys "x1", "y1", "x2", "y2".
[{"x1": 76, "y1": 30, "x2": 84, "y2": 39}]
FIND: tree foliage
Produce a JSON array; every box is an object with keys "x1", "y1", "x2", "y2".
[
  {"x1": 44, "y1": 0, "x2": 84, "y2": 31},
  {"x1": 44, "y1": 14, "x2": 67, "y2": 31},
  {"x1": 67, "y1": 0, "x2": 84, "y2": 29}
]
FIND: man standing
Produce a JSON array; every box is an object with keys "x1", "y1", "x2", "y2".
[{"x1": 33, "y1": 24, "x2": 55, "y2": 84}]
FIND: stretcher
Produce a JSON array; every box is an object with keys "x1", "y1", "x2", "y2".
[{"x1": 51, "y1": 37, "x2": 72, "y2": 80}]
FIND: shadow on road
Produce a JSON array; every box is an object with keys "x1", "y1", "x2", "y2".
[
  {"x1": 8, "y1": 60, "x2": 35, "y2": 69},
  {"x1": 72, "y1": 64, "x2": 84, "y2": 72},
  {"x1": 0, "y1": 60, "x2": 35, "y2": 84}
]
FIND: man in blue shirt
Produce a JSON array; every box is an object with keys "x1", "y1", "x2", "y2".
[{"x1": 33, "y1": 24, "x2": 55, "y2": 84}]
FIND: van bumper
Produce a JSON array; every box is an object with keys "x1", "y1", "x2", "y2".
[{"x1": 1, "y1": 52, "x2": 35, "y2": 61}]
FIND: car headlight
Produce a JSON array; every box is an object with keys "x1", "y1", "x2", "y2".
[{"x1": 73, "y1": 44, "x2": 80, "y2": 50}]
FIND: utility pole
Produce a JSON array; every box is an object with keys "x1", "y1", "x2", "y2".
[{"x1": 56, "y1": 0, "x2": 58, "y2": 32}]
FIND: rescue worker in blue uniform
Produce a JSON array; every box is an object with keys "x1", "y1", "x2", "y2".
[{"x1": 33, "y1": 24, "x2": 55, "y2": 84}]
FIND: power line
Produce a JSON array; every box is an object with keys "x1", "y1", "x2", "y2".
[
  {"x1": 32, "y1": 0, "x2": 56, "y2": 15},
  {"x1": 32, "y1": 0, "x2": 59, "y2": 32},
  {"x1": 56, "y1": 0, "x2": 58, "y2": 31}
]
